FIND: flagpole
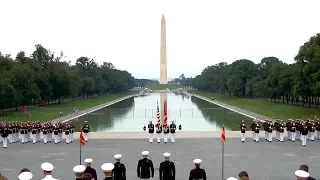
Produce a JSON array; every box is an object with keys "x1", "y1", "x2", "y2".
[
  {"x1": 222, "y1": 124, "x2": 225, "y2": 180},
  {"x1": 222, "y1": 138, "x2": 224, "y2": 180},
  {"x1": 80, "y1": 140, "x2": 82, "y2": 165},
  {"x1": 80, "y1": 126, "x2": 82, "y2": 165}
]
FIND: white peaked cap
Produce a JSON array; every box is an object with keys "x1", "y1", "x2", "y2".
[
  {"x1": 18, "y1": 172, "x2": 33, "y2": 180},
  {"x1": 227, "y1": 177, "x2": 238, "y2": 180},
  {"x1": 193, "y1": 159, "x2": 202, "y2": 164},
  {"x1": 142, "y1": 151, "x2": 149, "y2": 155},
  {"x1": 163, "y1": 152, "x2": 171, "y2": 157},
  {"x1": 73, "y1": 165, "x2": 86, "y2": 173},
  {"x1": 295, "y1": 170, "x2": 310, "y2": 178},
  {"x1": 41, "y1": 162, "x2": 54, "y2": 171},
  {"x1": 114, "y1": 154, "x2": 122, "y2": 159},
  {"x1": 84, "y1": 158, "x2": 93, "y2": 163},
  {"x1": 101, "y1": 163, "x2": 115, "y2": 172}
]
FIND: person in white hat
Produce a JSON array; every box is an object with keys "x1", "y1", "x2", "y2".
[
  {"x1": 101, "y1": 163, "x2": 114, "y2": 180},
  {"x1": 147, "y1": 121, "x2": 155, "y2": 143},
  {"x1": 163, "y1": 124, "x2": 170, "y2": 143},
  {"x1": 137, "y1": 151, "x2": 154, "y2": 180},
  {"x1": 40, "y1": 162, "x2": 59, "y2": 180},
  {"x1": 155, "y1": 122, "x2": 162, "y2": 143},
  {"x1": 299, "y1": 164, "x2": 315, "y2": 180},
  {"x1": 73, "y1": 165, "x2": 86, "y2": 180},
  {"x1": 18, "y1": 171, "x2": 33, "y2": 180},
  {"x1": 295, "y1": 170, "x2": 310, "y2": 180},
  {"x1": 113, "y1": 154, "x2": 126, "y2": 180},
  {"x1": 189, "y1": 159, "x2": 206, "y2": 180},
  {"x1": 82, "y1": 121, "x2": 90, "y2": 142},
  {"x1": 83, "y1": 158, "x2": 97, "y2": 180},
  {"x1": 169, "y1": 121, "x2": 177, "y2": 143},
  {"x1": 159, "y1": 152, "x2": 175, "y2": 180}
]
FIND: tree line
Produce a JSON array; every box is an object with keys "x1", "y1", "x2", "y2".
[
  {"x1": 192, "y1": 33, "x2": 320, "y2": 108},
  {"x1": 0, "y1": 44, "x2": 135, "y2": 112},
  {"x1": 135, "y1": 79, "x2": 159, "y2": 87}
]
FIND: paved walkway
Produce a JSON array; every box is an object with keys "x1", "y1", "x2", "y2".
[
  {"x1": 49, "y1": 95, "x2": 134, "y2": 124},
  {"x1": 192, "y1": 94, "x2": 268, "y2": 121}
]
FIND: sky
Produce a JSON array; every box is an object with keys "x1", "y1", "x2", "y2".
[{"x1": 1, "y1": 0, "x2": 320, "y2": 79}]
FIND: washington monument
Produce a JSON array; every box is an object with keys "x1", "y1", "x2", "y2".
[{"x1": 160, "y1": 14, "x2": 168, "y2": 84}]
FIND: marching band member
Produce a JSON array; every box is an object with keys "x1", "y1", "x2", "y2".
[
  {"x1": 169, "y1": 120, "x2": 176, "y2": 143},
  {"x1": 291, "y1": 121, "x2": 297, "y2": 141},
  {"x1": 316, "y1": 119, "x2": 320, "y2": 140},
  {"x1": 267, "y1": 120, "x2": 273, "y2": 142},
  {"x1": 42, "y1": 123, "x2": 48, "y2": 144},
  {"x1": 27, "y1": 122, "x2": 32, "y2": 142},
  {"x1": 8, "y1": 122, "x2": 13, "y2": 144},
  {"x1": 31, "y1": 122, "x2": 37, "y2": 144},
  {"x1": 250, "y1": 120, "x2": 256, "y2": 141},
  {"x1": 37, "y1": 121, "x2": 42, "y2": 142},
  {"x1": 239, "y1": 120, "x2": 246, "y2": 142},
  {"x1": 70, "y1": 121, "x2": 75, "y2": 142},
  {"x1": 309, "y1": 120, "x2": 316, "y2": 141},
  {"x1": 1, "y1": 123, "x2": 9, "y2": 148},
  {"x1": 48, "y1": 122, "x2": 53, "y2": 142},
  {"x1": 279, "y1": 120, "x2": 285, "y2": 142},
  {"x1": 53, "y1": 124, "x2": 59, "y2": 144},
  {"x1": 147, "y1": 121, "x2": 155, "y2": 143},
  {"x1": 254, "y1": 120, "x2": 260, "y2": 142},
  {"x1": 286, "y1": 120, "x2": 292, "y2": 141},
  {"x1": 64, "y1": 122, "x2": 70, "y2": 144},
  {"x1": 20, "y1": 122, "x2": 26, "y2": 144},
  {"x1": 301, "y1": 123, "x2": 308, "y2": 146},
  {"x1": 82, "y1": 121, "x2": 90, "y2": 142},
  {"x1": 58, "y1": 122, "x2": 63, "y2": 143}
]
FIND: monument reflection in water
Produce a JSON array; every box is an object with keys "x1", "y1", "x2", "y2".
[{"x1": 73, "y1": 93, "x2": 252, "y2": 132}]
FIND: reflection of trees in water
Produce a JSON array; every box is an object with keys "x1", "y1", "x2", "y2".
[
  {"x1": 74, "y1": 97, "x2": 135, "y2": 131},
  {"x1": 191, "y1": 96, "x2": 253, "y2": 130}
]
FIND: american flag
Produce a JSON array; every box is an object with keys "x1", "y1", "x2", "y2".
[{"x1": 157, "y1": 100, "x2": 160, "y2": 124}]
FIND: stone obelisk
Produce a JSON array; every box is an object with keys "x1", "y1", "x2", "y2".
[{"x1": 160, "y1": 14, "x2": 168, "y2": 84}]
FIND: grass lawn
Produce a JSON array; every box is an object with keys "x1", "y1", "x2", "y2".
[
  {"x1": 0, "y1": 93, "x2": 131, "y2": 122},
  {"x1": 146, "y1": 84, "x2": 182, "y2": 90},
  {"x1": 195, "y1": 91, "x2": 320, "y2": 120}
]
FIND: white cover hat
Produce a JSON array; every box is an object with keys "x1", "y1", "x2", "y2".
[
  {"x1": 84, "y1": 158, "x2": 93, "y2": 163},
  {"x1": 114, "y1": 154, "x2": 122, "y2": 159},
  {"x1": 142, "y1": 151, "x2": 149, "y2": 155},
  {"x1": 73, "y1": 165, "x2": 86, "y2": 173},
  {"x1": 41, "y1": 162, "x2": 54, "y2": 171},
  {"x1": 193, "y1": 159, "x2": 202, "y2": 164},
  {"x1": 227, "y1": 177, "x2": 238, "y2": 180},
  {"x1": 295, "y1": 170, "x2": 310, "y2": 178},
  {"x1": 18, "y1": 172, "x2": 33, "y2": 180},
  {"x1": 163, "y1": 152, "x2": 171, "y2": 157},
  {"x1": 101, "y1": 163, "x2": 115, "y2": 172}
]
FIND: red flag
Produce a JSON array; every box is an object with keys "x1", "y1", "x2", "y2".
[
  {"x1": 221, "y1": 125, "x2": 226, "y2": 142},
  {"x1": 79, "y1": 128, "x2": 85, "y2": 146},
  {"x1": 163, "y1": 100, "x2": 167, "y2": 126}
]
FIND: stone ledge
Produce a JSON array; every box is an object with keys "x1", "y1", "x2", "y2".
[{"x1": 49, "y1": 131, "x2": 290, "y2": 139}]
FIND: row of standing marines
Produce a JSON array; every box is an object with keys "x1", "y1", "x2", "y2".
[
  {"x1": 0, "y1": 120, "x2": 91, "y2": 148},
  {"x1": 143, "y1": 121, "x2": 182, "y2": 143},
  {"x1": 24, "y1": 151, "x2": 206, "y2": 180},
  {"x1": 239, "y1": 119, "x2": 320, "y2": 146}
]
